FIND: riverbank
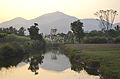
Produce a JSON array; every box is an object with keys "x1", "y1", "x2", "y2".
[
  {"x1": 60, "y1": 44, "x2": 120, "y2": 79},
  {"x1": 0, "y1": 33, "x2": 46, "y2": 58}
]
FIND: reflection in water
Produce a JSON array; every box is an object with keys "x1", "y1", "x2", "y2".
[
  {"x1": 71, "y1": 59, "x2": 83, "y2": 73},
  {"x1": 23, "y1": 50, "x2": 45, "y2": 75},
  {"x1": 50, "y1": 48, "x2": 59, "y2": 60},
  {"x1": 0, "y1": 48, "x2": 100, "y2": 79},
  {"x1": 0, "y1": 55, "x2": 23, "y2": 69},
  {"x1": 40, "y1": 50, "x2": 71, "y2": 72},
  {"x1": 0, "y1": 65, "x2": 100, "y2": 79},
  {"x1": 28, "y1": 56, "x2": 44, "y2": 75}
]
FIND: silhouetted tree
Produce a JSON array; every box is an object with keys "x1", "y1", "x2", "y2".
[
  {"x1": 115, "y1": 25, "x2": 120, "y2": 32},
  {"x1": 28, "y1": 23, "x2": 43, "y2": 40},
  {"x1": 71, "y1": 20, "x2": 84, "y2": 43},
  {"x1": 94, "y1": 9, "x2": 118, "y2": 31},
  {"x1": 8, "y1": 26, "x2": 17, "y2": 34},
  {"x1": 18, "y1": 27, "x2": 26, "y2": 36}
]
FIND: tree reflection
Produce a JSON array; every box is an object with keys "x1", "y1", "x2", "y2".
[
  {"x1": 51, "y1": 49, "x2": 59, "y2": 60},
  {"x1": 0, "y1": 55, "x2": 23, "y2": 69},
  {"x1": 0, "y1": 49, "x2": 45, "y2": 75},
  {"x1": 69, "y1": 56, "x2": 83, "y2": 73},
  {"x1": 28, "y1": 55, "x2": 44, "y2": 75},
  {"x1": 69, "y1": 55, "x2": 99, "y2": 75},
  {"x1": 24, "y1": 50, "x2": 45, "y2": 75}
]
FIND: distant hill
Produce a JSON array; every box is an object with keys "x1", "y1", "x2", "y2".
[{"x1": 0, "y1": 11, "x2": 119, "y2": 34}]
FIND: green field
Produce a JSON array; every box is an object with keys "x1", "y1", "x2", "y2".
[{"x1": 61, "y1": 44, "x2": 120, "y2": 79}]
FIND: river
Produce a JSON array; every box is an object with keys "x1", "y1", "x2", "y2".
[{"x1": 0, "y1": 48, "x2": 100, "y2": 79}]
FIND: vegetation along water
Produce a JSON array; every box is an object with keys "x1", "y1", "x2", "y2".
[{"x1": 0, "y1": 9, "x2": 120, "y2": 79}]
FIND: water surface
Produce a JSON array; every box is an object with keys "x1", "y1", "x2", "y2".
[{"x1": 0, "y1": 48, "x2": 100, "y2": 79}]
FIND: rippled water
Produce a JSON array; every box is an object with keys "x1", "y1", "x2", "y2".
[{"x1": 0, "y1": 48, "x2": 100, "y2": 79}]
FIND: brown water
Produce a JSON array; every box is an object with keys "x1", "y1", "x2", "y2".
[{"x1": 0, "y1": 48, "x2": 100, "y2": 79}]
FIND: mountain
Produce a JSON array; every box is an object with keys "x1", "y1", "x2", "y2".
[
  {"x1": 113, "y1": 22, "x2": 120, "y2": 27},
  {"x1": 81, "y1": 19, "x2": 100, "y2": 32},
  {"x1": 0, "y1": 11, "x2": 119, "y2": 34},
  {"x1": 0, "y1": 17, "x2": 28, "y2": 28}
]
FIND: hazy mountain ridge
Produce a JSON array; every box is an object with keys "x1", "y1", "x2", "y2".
[{"x1": 0, "y1": 11, "x2": 120, "y2": 34}]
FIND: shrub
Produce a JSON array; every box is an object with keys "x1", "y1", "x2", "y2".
[
  {"x1": 83, "y1": 36, "x2": 108, "y2": 44},
  {"x1": 114, "y1": 36, "x2": 120, "y2": 43},
  {"x1": 0, "y1": 42, "x2": 24, "y2": 58},
  {"x1": 0, "y1": 33, "x2": 7, "y2": 38},
  {"x1": 24, "y1": 40, "x2": 46, "y2": 52}
]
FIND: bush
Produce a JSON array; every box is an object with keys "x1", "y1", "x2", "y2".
[
  {"x1": 0, "y1": 42, "x2": 24, "y2": 58},
  {"x1": 83, "y1": 36, "x2": 108, "y2": 44},
  {"x1": 0, "y1": 33, "x2": 7, "y2": 38},
  {"x1": 114, "y1": 36, "x2": 120, "y2": 43},
  {"x1": 24, "y1": 40, "x2": 46, "y2": 52}
]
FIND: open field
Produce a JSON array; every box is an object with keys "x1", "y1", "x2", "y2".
[{"x1": 61, "y1": 44, "x2": 120, "y2": 79}]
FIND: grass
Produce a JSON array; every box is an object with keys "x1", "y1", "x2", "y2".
[
  {"x1": 0, "y1": 33, "x2": 30, "y2": 43},
  {"x1": 61, "y1": 44, "x2": 120, "y2": 79},
  {"x1": 7, "y1": 34, "x2": 30, "y2": 40}
]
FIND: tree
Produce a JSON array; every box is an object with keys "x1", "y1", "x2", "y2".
[
  {"x1": 50, "y1": 28, "x2": 57, "y2": 42},
  {"x1": 18, "y1": 27, "x2": 26, "y2": 36},
  {"x1": 115, "y1": 25, "x2": 120, "y2": 32},
  {"x1": 67, "y1": 31, "x2": 74, "y2": 43},
  {"x1": 94, "y1": 9, "x2": 118, "y2": 31},
  {"x1": 71, "y1": 20, "x2": 84, "y2": 43},
  {"x1": 50, "y1": 29, "x2": 57, "y2": 35},
  {"x1": 8, "y1": 26, "x2": 17, "y2": 34},
  {"x1": 28, "y1": 23, "x2": 43, "y2": 40},
  {"x1": 86, "y1": 30, "x2": 104, "y2": 37}
]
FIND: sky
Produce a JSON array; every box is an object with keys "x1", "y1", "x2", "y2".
[{"x1": 0, "y1": 0, "x2": 120, "y2": 23}]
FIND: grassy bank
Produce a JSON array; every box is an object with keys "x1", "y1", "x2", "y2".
[
  {"x1": 0, "y1": 33, "x2": 46, "y2": 58},
  {"x1": 0, "y1": 33, "x2": 30, "y2": 44},
  {"x1": 60, "y1": 44, "x2": 120, "y2": 79}
]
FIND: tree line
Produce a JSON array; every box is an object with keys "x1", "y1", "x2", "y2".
[
  {"x1": 47, "y1": 9, "x2": 120, "y2": 44},
  {"x1": 0, "y1": 26, "x2": 26, "y2": 36},
  {"x1": 0, "y1": 9, "x2": 120, "y2": 44}
]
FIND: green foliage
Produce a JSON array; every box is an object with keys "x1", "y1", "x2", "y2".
[
  {"x1": 0, "y1": 33, "x2": 30, "y2": 43},
  {"x1": 0, "y1": 42, "x2": 24, "y2": 58},
  {"x1": 0, "y1": 26, "x2": 26, "y2": 36},
  {"x1": 71, "y1": 20, "x2": 84, "y2": 43},
  {"x1": 83, "y1": 36, "x2": 108, "y2": 44},
  {"x1": 86, "y1": 30, "x2": 103, "y2": 37},
  {"x1": 0, "y1": 26, "x2": 17, "y2": 34},
  {"x1": 24, "y1": 40, "x2": 46, "y2": 52},
  {"x1": 66, "y1": 31, "x2": 74, "y2": 43},
  {"x1": 0, "y1": 33, "x2": 8, "y2": 38},
  {"x1": 114, "y1": 36, "x2": 120, "y2": 43},
  {"x1": 62, "y1": 44, "x2": 120, "y2": 79}
]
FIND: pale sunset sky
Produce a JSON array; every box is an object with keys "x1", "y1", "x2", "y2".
[{"x1": 0, "y1": 0, "x2": 120, "y2": 23}]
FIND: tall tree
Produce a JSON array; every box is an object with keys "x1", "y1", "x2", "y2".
[
  {"x1": 71, "y1": 20, "x2": 84, "y2": 43},
  {"x1": 94, "y1": 9, "x2": 118, "y2": 31},
  {"x1": 28, "y1": 23, "x2": 43, "y2": 40}
]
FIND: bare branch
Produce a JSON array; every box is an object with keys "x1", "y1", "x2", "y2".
[{"x1": 94, "y1": 9, "x2": 118, "y2": 31}]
